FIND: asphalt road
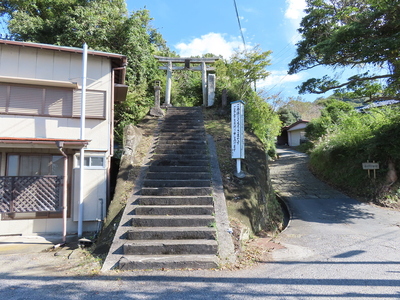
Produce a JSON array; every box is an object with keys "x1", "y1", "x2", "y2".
[{"x1": 0, "y1": 147, "x2": 399, "y2": 299}]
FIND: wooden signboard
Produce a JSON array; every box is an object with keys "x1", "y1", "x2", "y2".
[
  {"x1": 362, "y1": 161, "x2": 379, "y2": 179},
  {"x1": 362, "y1": 162, "x2": 379, "y2": 170}
]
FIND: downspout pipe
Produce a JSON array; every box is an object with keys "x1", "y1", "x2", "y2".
[
  {"x1": 78, "y1": 43, "x2": 88, "y2": 238},
  {"x1": 57, "y1": 141, "x2": 68, "y2": 243}
]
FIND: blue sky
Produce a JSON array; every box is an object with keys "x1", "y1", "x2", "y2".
[
  {"x1": 0, "y1": 0, "x2": 346, "y2": 102},
  {"x1": 127, "y1": 0, "x2": 328, "y2": 102}
]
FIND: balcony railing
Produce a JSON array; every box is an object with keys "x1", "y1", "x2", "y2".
[{"x1": 0, "y1": 176, "x2": 63, "y2": 213}]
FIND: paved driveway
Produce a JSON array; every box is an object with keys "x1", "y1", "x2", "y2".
[
  {"x1": 0, "y1": 147, "x2": 399, "y2": 299},
  {"x1": 268, "y1": 147, "x2": 400, "y2": 299}
]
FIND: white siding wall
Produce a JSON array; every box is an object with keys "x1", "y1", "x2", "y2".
[
  {"x1": 0, "y1": 44, "x2": 112, "y2": 150},
  {"x1": 0, "y1": 44, "x2": 114, "y2": 235},
  {"x1": 0, "y1": 217, "x2": 99, "y2": 236},
  {"x1": 72, "y1": 168, "x2": 107, "y2": 221},
  {"x1": 0, "y1": 45, "x2": 111, "y2": 90},
  {"x1": 0, "y1": 116, "x2": 109, "y2": 150}
]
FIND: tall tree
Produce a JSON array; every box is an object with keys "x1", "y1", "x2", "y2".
[
  {"x1": 1, "y1": 0, "x2": 171, "y2": 141},
  {"x1": 221, "y1": 45, "x2": 272, "y2": 99},
  {"x1": 215, "y1": 46, "x2": 280, "y2": 152},
  {"x1": 284, "y1": 97, "x2": 322, "y2": 120},
  {"x1": 277, "y1": 107, "x2": 302, "y2": 126},
  {"x1": 2, "y1": 0, "x2": 169, "y2": 85},
  {"x1": 289, "y1": 0, "x2": 400, "y2": 101}
]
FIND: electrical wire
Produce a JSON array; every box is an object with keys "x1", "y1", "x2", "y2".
[{"x1": 233, "y1": 0, "x2": 246, "y2": 49}]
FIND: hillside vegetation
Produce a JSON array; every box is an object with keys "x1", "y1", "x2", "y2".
[
  {"x1": 304, "y1": 100, "x2": 400, "y2": 209},
  {"x1": 204, "y1": 108, "x2": 283, "y2": 236}
]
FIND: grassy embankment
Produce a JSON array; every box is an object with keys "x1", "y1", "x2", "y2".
[{"x1": 303, "y1": 107, "x2": 400, "y2": 209}]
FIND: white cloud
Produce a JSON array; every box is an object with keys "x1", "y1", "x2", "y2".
[
  {"x1": 174, "y1": 33, "x2": 244, "y2": 58},
  {"x1": 257, "y1": 70, "x2": 304, "y2": 88},
  {"x1": 284, "y1": 0, "x2": 307, "y2": 43},
  {"x1": 285, "y1": 0, "x2": 307, "y2": 21}
]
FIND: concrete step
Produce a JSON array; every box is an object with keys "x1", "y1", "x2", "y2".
[
  {"x1": 158, "y1": 131, "x2": 205, "y2": 137},
  {"x1": 157, "y1": 139, "x2": 206, "y2": 145},
  {"x1": 163, "y1": 118, "x2": 203, "y2": 123},
  {"x1": 146, "y1": 172, "x2": 210, "y2": 180},
  {"x1": 141, "y1": 187, "x2": 212, "y2": 196},
  {"x1": 161, "y1": 121, "x2": 203, "y2": 126},
  {"x1": 148, "y1": 165, "x2": 209, "y2": 172},
  {"x1": 151, "y1": 153, "x2": 208, "y2": 160},
  {"x1": 143, "y1": 179, "x2": 210, "y2": 188},
  {"x1": 103, "y1": 107, "x2": 226, "y2": 272},
  {"x1": 133, "y1": 205, "x2": 214, "y2": 215},
  {"x1": 150, "y1": 159, "x2": 209, "y2": 167},
  {"x1": 136, "y1": 196, "x2": 214, "y2": 206},
  {"x1": 155, "y1": 144, "x2": 208, "y2": 150},
  {"x1": 162, "y1": 124, "x2": 203, "y2": 129},
  {"x1": 127, "y1": 227, "x2": 216, "y2": 240},
  {"x1": 165, "y1": 113, "x2": 202, "y2": 117},
  {"x1": 160, "y1": 129, "x2": 205, "y2": 134},
  {"x1": 157, "y1": 138, "x2": 206, "y2": 144},
  {"x1": 131, "y1": 215, "x2": 215, "y2": 227},
  {"x1": 165, "y1": 111, "x2": 202, "y2": 116},
  {"x1": 153, "y1": 148, "x2": 208, "y2": 155},
  {"x1": 161, "y1": 119, "x2": 202, "y2": 122},
  {"x1": 119, "y1": 254, "x2": 218, "y2": 270},
  {"x1": 163, "y1": 116, "x2": 202, "y2": 118},
  {"x1": 123, "y1": 239, "x2": 218, "y2": 255}
]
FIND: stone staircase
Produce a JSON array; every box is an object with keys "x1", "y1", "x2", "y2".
[{"x1": 104, "y1": 107, "x2": 229, "y2": 270}]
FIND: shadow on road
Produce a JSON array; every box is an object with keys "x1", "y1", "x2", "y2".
[{"x1": 1, "y1": 269, "x2": 400, "y2": 299}]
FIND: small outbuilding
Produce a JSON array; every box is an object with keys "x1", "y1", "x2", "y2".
[{"x1": 277, "y1": 120, "x2": 309, "y2": 147}]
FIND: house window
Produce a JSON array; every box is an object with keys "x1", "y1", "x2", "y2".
[
  {"x1": 1, "y1": 154, "x2": 65, "y2": 218},
  {"x1": 73, "y1": 90, "x2": 106, "y2": 119},
  {"x1": 7, "y1": 155, "x2": 64, "y2": 176},
  {"x1": 0, "y1": 83, "x2": 106, "y2": 119},
  {"x1": 75, "y1": 155, "x2": 105, "y2": 169}
]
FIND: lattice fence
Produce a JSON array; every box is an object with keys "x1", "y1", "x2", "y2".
[{"x1": 0, "y1": 176, "x2": 62, "y2": 213}]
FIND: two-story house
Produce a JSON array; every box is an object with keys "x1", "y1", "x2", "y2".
[{"x1": 0, "y1": 40, "x2": 127, "y2": 238}]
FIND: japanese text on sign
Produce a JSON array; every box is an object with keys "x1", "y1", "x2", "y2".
[{"x1": 231, "y1": 101, "x2": 245, "y2": 159}]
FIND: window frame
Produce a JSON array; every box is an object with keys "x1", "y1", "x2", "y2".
[
  {"x1": 74, "y1": 154, "x2": 106, "y2": 169},
  {"x1": 0, "y1": 83, "x2": 106, "y2": 119}
]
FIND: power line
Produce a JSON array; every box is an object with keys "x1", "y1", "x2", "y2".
[{"x1": 233, "y1": 0, "x2": 246, "y2": 49}]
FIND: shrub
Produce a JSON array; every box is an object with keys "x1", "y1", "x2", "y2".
[{"x1": 309, "y1": 106, "x2": 400, "y2": 200}]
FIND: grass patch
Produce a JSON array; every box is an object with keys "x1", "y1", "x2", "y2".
[{"x1": 204, "y1": 107, "x2": 283, "y2": 236}]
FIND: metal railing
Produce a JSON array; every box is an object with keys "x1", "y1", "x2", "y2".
[{"x1": 0, "y1": 176, "x2": 63, "y2": 213}]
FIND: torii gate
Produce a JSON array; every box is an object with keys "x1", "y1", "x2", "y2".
[{"x1": 155, "y1": 56, "x2": 219, "y2": 107}]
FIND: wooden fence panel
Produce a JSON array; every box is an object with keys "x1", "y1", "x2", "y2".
[{"x1": 0, "y1": 176, "x2": 62, "y2": 213}]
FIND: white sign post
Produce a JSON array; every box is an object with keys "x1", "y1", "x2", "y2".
[{"x1": 231, "y1": 100, "x2": 245, "y2": 178}]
